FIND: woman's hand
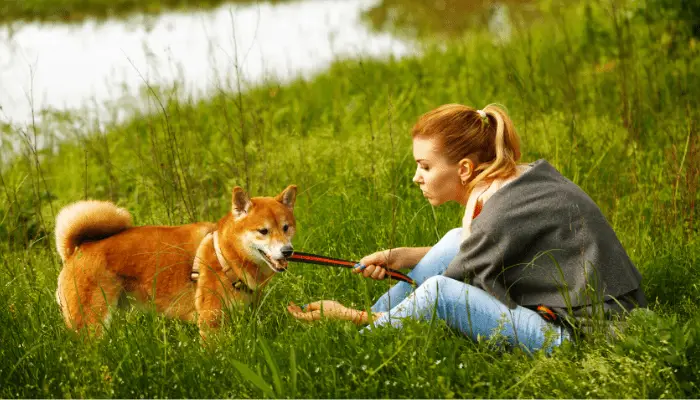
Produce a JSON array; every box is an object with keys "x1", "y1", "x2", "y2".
[
  {"x1": 287, "y1": 300, "x2": 365, "y2": 324},
  {"x1": 353, "y1": 248, "x2": 405, "y2": 280}
]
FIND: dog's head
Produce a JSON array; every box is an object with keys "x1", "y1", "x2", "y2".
[{"x1": 219, "y1": 185, "x2": 297, "y2": 274}]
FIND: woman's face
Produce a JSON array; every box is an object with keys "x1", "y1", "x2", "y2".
[{"x1": 412, "y1": 137, "x2": 464, "y2": 206}]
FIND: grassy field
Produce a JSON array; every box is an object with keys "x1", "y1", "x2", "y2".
[{"x1": 1, "y1": 0, "x2": 699, "y2": 398}]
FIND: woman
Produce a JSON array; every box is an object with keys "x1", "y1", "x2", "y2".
[{"x1": 287, "y1": 104, "x2": 646, "y2": 353}]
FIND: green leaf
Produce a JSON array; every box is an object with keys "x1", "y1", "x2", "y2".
[
  {"x1": 231, "y1": 359, "x2": 274, "y2": 398},
  {"x1": 289, "y1": 347, "x2": 297, "y2": 398},
  {"x1": 259, "y1": 337, "x2": 284, "y2": 397}
]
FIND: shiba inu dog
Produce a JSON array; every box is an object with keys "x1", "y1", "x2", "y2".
[{"x1": 54, "y1": 185, "x2": 296, "y2": 336}]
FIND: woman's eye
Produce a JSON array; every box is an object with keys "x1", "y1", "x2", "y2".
[
  {"x1": 283, "y1": 224, "x2": 289, "y2": 232},
  {"x1": 258, "y1": 228, "x2": 269, "y2": 235}
]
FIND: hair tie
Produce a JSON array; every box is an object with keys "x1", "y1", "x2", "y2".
[{"x1": 476, "y1": 109, "x2": 488, "y2": 125}]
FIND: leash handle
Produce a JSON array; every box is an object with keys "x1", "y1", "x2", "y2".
[{"x1": 289, "y1": 251, "x2": 415, "y2": 285}]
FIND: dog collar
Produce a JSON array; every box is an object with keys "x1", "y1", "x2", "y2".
[
  {"x1": 213, "y1": 231, "x2": 231, "y2": 272},
  {"x1": 210, "y1": 231, "x2": 254, "y2": 294}
]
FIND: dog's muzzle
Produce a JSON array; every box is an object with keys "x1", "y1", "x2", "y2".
[
  {"x1": 258, "y1": 244, "x2": 294, "y2": 273},
  {"x1": 281, "y1": 245, "x2": 294, "y2": 259}
]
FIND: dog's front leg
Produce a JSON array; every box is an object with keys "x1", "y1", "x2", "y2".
[{"x1": 195, "y1": 275, "x2": 228, "y2": 339}]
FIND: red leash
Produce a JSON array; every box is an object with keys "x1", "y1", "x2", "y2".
[{"x1": 289, "y1": 251, "x2": 415, "y2": 285}]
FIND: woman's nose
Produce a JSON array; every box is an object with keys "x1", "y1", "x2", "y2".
[{"x1": 412, "y1": 171, "x2": 420, "y2": 183}]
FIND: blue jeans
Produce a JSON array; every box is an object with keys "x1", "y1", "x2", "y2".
[{"x1": 365, "y1": 228, "x2": 570, "y2": 353}]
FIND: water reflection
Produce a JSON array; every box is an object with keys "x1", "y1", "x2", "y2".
[
  {"x1": 0, "y1": 0, "x2": 414, "y2": 128},
  {"x1": 363, "y1": 0, "x2": 535, "y2": 39}
]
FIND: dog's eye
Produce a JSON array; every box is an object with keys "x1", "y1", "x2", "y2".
[
  {"x1": 283, "y1": 224, "x2": 289, "y2": 232},
  {"x1": 258, "y1": 228, "x2": 269, "y2": 235}
]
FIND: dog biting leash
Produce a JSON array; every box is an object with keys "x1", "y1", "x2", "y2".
[{"x1": 289, "y1": 251, "x2": 415, "y2": 285}]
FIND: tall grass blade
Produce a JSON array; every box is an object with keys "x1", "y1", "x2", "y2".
[{"x1": 231, "y1": 359, "x2": 274, "y2": 398}]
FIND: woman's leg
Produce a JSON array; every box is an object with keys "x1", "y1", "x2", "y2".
[
  {"x1": 368, "y1": 276, "x2": 569, "y2": 353},
  {"x1": 371, "y1": 228, "x2": 462, "y2": 313}
]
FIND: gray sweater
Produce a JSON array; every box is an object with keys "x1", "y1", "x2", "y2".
[{"x1": 443, "y1": 159, "x2": 646, "y2": 317}]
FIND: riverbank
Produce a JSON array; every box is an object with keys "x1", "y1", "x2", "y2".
[
  {"x1": 0, "y1": 0, "x2": 288, "y2": 23},
  {"x1": 0, "y1": 0, "x2": 414, "y2": 130}
]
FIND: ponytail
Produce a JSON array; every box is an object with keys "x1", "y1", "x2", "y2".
[{"x1": 465, "y1": 104, "x2": 521, "y2": 195}]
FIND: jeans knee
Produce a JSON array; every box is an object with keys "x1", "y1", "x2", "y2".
[
  {"x1": 445, "y1": 228, "x2": 462, "y2": 241},
  {"x1": 429, "y1": 228, "x2": 462, "y2": 255},
  {"x1": 422, "y1": 275, "x2": 452, "y2": 290}
]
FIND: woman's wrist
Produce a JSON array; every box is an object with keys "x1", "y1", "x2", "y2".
[
  {"x1": 349, "y1": 309, "x2": 384, "y2": 325},
  {"x1": 385, "y1": 247, "x2": 406, "y2": 269},
  {"x1": 351, "y1": 309, "x2": 366, "y2": 325},
  {"x1": 401, "y1": 247, "x2": 431, "y2": 270}
]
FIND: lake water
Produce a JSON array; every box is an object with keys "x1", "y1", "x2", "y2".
[{"x1": 0, "y1": 0, "x2": 415, "y2": 130}]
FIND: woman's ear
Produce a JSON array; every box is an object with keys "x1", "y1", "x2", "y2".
[{"x1": 457, "y1": 158, "x2": 474, "y2": 185}]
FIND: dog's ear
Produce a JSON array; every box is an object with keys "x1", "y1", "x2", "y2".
[
  {"x1": 232, "y1": 186, "x2": 252, "y2": 220},
  {"x1": 275, "y1": 185, "x2": 297, "y2": 210}
]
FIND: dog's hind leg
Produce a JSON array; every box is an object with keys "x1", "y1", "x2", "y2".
[{"x1": 57, "y1": 265, "x2": 122, "y2": 335}]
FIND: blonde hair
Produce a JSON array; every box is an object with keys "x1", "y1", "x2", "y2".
[{"x1": 411, "y1": 103, "x2": 521, "y2": 196}]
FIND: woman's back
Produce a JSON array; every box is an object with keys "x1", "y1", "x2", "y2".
[{"x1": 444, "y1": 159, "x2": 645, "y2": 313}]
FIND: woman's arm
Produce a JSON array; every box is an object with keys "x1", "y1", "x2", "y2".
[
  {"x1": 287, "y1": 301, "x2": 385, "y2": 325},
  {"x1": 354, "y1": 246, "x2": 432, "y2": 280},
  {"x1": 360, "y1": 247, "x2": 432, "y2": 270},
  {"x1": 398, "y1": 247, "x2": 432, "y2": 269}
]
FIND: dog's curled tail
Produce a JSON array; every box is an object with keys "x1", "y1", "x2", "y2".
[{"x1": 55, "y1": 200, "x2": 132, "y2": 263}]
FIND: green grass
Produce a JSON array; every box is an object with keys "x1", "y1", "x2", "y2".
[
  {"x1": 0, "y1": 0, "x2": 287, "y2": 23},
  {"x1": 1, "y1": 0, "x2": 699, "y2": 397}
]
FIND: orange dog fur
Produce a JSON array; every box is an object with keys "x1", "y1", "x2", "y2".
[{"x1": 54, "y1": 185, "x2": 297, "y2": 336}]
